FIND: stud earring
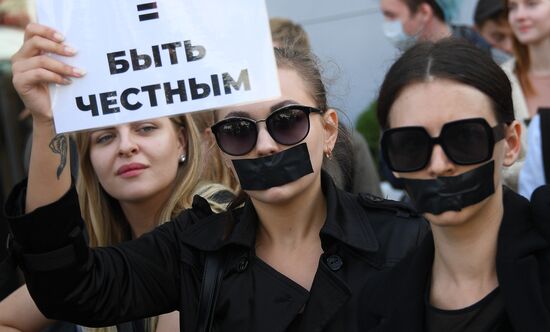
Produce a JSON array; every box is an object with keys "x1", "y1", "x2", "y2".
[{"x1": 179, "y1": 154, "x2": 186, "y2": 163}]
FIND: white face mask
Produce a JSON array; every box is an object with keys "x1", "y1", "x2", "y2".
[{"x1": 382, "y1": 20, "x2": 417, "y2": 51}]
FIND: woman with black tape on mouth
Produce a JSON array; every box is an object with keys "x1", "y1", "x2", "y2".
[
  {"x1": 359, "y1": 38, "x2": 550, "y2": 331},
  {"x1": 5, "y1": 42, "x2": 428, "y2": 331},
  {"x1": 209, "y1": 58, "x2": 342, "y2": 293}
]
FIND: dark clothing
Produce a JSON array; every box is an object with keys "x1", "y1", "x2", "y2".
[
  {"x1": 5, "y1": 171, "x2": 428, "y2": 332},
  {"x1": 359, "y1": 186, "x2": 550, "y2": 332},
  {"x1": 451, "y1": 25, "x2": 492, "y2": 54},
  {"x1": 425, "y1": 288, "x2": 512, "y2": 332}
]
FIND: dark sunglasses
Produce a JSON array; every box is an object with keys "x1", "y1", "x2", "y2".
[
  {"x1": 381, "y1": 118, "x2": 506, "y2": 172},
  {"x1": 211, "y1": 104, "x2": 324, "y2": 156}
]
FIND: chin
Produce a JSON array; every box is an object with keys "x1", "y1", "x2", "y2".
[
  {"x1": 424, "y1": 199, "x2": 491, "y2": 228},
  {"x1": 247, "y1": 185, "x2": 297, "y2": 205},
  {"x1": 424, "y1": 209, "x2": 471, "y2": 227},
  {"x1": 246, "y1": 174, "x2": 314, "y2": 206},
  {"x1": 516, "y1": 34, "x2": 541, "y2": 45}
]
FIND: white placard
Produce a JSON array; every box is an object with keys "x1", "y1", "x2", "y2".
[{"x1": 36, "y1": 0, "x2": 280, "y2": 133}]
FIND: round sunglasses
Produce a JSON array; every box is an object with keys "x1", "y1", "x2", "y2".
[
  {"x1": 381, "y1": 118, "x2": 506, "y2": 172},
  {"x1": 211, "y1": 104, "x2": 324, "y2": 156}
]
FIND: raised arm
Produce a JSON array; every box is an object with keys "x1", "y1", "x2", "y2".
[{"x1": 10, "y1": 23, "x2": 84, "y2": 213}]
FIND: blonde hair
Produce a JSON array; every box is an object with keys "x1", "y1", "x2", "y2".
[
  {"x1": 75, "y1": 112, "x2": 235, "y2": 332},
  {"x1": 192, "y1": 111, "x2": 239, "y2": 192}
]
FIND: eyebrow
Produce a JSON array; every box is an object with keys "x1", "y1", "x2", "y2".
[
  {"x1": 223, "y1": 99, "x2": 299, "y2": 119},
  {"x1": 90, "y1": 127, "x2": 115, "y2": 134}
]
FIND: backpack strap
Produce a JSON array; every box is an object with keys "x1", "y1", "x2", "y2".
[
  {"x1": 196, "y1": 250, "x2": 226, "y2": 332},
  {"x1": 539, "y1": 108, "x2": 550, "y2": 184}
]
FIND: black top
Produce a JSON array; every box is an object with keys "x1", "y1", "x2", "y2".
[
  {"x1": 425, "y1": 287, "x2": 512, "y2": 332},
  {"x1": 4, "y1": 171, "x2": 428, "y2": 332},
  {"x1": 359, "y1": 186, "x2": 550, "y2": 332}
]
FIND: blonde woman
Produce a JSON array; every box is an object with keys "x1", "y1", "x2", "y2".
[{"x1": 0, "y1": 112, "x2": 235, "y2": 332}]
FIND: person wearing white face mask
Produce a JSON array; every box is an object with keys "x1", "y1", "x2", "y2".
[{"x1": 380, "y1": 0, "x2": 493, "y2": 54}]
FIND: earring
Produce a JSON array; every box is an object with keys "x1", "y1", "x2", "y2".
[
  {"x1": 325, "y1": 149, "x2": 333, "y2": 160},
  {"x1": 179, "y1": 154, "x2": 186, "y2": 163}
]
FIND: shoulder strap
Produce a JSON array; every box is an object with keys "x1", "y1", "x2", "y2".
[
  {"x1": 196, "y1": 250, "x2": 225, "y2": 332},
  {"x1": 539, "y1": 108, "x2": 550, "y2": 184}
]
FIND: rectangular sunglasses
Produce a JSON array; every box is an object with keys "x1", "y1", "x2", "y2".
[
  {"x1": 381, "y1": 118, "x2": 505, "y2": 172},
  {"x1": 211, "y1": 104, "x2": 323, "y2": 156}
]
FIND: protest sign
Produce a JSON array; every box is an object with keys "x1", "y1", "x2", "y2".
[{"x1": 36, "y1": 0, "x2": 280, "y2": 133}]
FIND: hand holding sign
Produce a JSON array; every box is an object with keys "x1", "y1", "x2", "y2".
[
  {"x1": 36, "y1": 0, "x2": 279, "y2": 133},
  {"x1": 11, "y1": 23, "x2": 85, "y2": 126}
]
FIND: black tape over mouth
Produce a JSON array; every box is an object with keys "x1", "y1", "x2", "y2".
[
  {"x1": 401, "y1": 161, "x2": 496, "y2": 215},
  {"x1": 232, "y1": 143, "x2": 314, "y2": 191}
]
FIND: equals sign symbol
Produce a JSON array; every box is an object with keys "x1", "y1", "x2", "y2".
[{"x1": 137, "y1": 2, "x2": 159, "y2": 21}]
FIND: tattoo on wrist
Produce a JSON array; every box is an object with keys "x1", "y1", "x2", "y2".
[{"x1": 49, "y1": 134, "x2": 68, "y2": 179}]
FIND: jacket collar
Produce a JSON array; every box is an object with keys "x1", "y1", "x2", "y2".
[{"x1": 179, "y1": 170, "x2": 380, "y2": 253}]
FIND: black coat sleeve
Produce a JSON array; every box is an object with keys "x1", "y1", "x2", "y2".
[{"x1": 4, "y1": 180, "x2": 196, "y2": 327}]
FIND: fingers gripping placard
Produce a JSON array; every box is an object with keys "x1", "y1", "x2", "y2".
[{"x1": 36, "y1": 0, "x2": 280, "y2": 133}]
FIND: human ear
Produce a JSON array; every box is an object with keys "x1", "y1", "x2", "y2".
[
  {"x1": 502, "y1": 120, "x2": 521, "y2": 167},
  {"x1": 206, "y1": 127, "x2": 233, "y2": 169},
  {"x1": 323, "y1": 108, "x2": 339, "y2": 153},
  {"x1": 177, "y1": 125, "x2": 188, "y2": 156},
  {"x1": 415, "y1": 3, "x2": 432, "y2": 24}
]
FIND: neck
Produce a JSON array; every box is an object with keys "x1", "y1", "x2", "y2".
[
  {"x1": 429, "y1": 188, "x2": 504, "y2": 309},
  {"x1": 421, "y1": 19, "x2": 451, "y2": 42},
  {"x1": 252, "y1": 176, "x2": 326, "y2": 249},
  {"x1": 119, "y1": 189, "x2": 172, "y2": 238},
  {"x1": 529, "y1": 38, "x2": 550, "y2": 75}
]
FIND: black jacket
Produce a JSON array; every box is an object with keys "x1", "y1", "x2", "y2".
[
  {"x1": 5, "y1": 171, "x2": 428, "y2": 332},
  {"x1": 359, "y1": 186, "x2": 550, "y2": 332}
]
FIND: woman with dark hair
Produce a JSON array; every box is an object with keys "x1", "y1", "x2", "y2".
[
  {"x1": 4, "y1": 23, "x2": 427, "y2": 332},
  {"x1": 359, "y1": 38, "x2": 550, "y2": 331}
]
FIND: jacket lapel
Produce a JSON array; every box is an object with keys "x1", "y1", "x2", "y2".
[
  {"x1": 367, "y1": 233, "x2": 434, "y2": 332},
  {"x1": 496, "y1": 189, "x2": 550, "y2": 331}
]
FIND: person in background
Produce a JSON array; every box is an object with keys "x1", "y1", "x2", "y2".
[
  {"x1": 379, "y1": 0, "x2": 491, "y2": 53},
  {"x1": 473, "y1": 0, "x2": 514, "y2": 62},
  {"x1": 359, "y1": 38, "x2": 550, "y2": 332},
  {"x1": 500, "y1": 0, "x2": 550, "y2": 191},
  {"x1": 270, "y1": 17, "x2": 382, "y2": 195},
  {"x1": 503, "y1": 0, "x2": 550, "y2": 119},
  {"x1": 519, "y1": 108, "x2": 550, "y2": 199}
]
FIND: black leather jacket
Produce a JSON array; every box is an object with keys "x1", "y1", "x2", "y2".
[{"x1": 5, "y1": 171, "x2": 428, "y2": 332}]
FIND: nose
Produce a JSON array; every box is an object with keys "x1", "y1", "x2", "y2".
[
  {"x1": 511, "y1": 4, "x2": 527, "y2": 20},
  {"x1": 426, "y1": 145, "x2": 455, "y2": 177},
  {"x1": 254, "y1": 124, "x2": 279, "y2": 157},
  {"x1": 117, "y1": 130, "x2": 139, "y2": 157}
]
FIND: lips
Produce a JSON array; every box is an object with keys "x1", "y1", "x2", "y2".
[
  {"x1": 116, "y1": 163, "x2": 148, "y2": 176},
  {"x1": 516, "y1": 25, "x2": 532, "y2": 33}
]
